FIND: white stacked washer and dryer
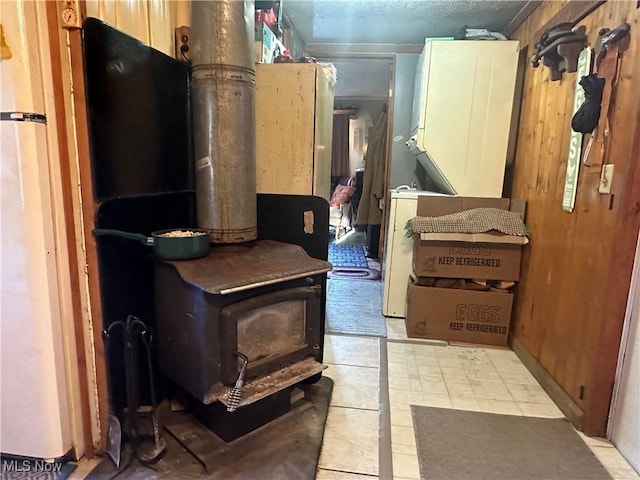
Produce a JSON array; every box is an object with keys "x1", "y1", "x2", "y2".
[{"x1": 383, "y1": 39, "x2": 520, "y2": 318}]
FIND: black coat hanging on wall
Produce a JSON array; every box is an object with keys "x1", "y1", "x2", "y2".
[{"x1": 571, "y1": 73, "x2": 606, "y2": 134}]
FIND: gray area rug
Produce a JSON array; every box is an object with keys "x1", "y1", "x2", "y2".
[
  {"x1": 411, "y1": 406, "x2": 612, "y2": 480},
  {"x1": 326, "y1": 277, "x2": 387, "y2": 337}
]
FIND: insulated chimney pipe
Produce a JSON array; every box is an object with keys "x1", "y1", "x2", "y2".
[{"x1": 191, "y1": 0, "x2": 257, "y2": 243}]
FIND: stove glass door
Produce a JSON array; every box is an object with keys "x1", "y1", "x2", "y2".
[{"x1": 237, "y1": 299, "x2": 306, "y2": 361}]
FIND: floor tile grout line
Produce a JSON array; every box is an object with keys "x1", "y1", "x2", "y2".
[
  {"x1": 317, "y1": 467, "x2": 379, "y2": 478},
  {"x1": 325, "y1": 332, "x2": 388, "y2": 339},
  {"x1": 386, "y1": 337, "x2": 449, "y2": 347},
  {"x1": 378, "y1": 336, "x2": 394, "y2": 480},
  {"x1": 327, "y1": 404, "x2": 380, "y2": 413},
  {"x1": 324, "y1": 362, "x2": 380, "y2": 370}
]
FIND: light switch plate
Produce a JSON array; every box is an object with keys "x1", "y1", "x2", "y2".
[{"x1": 599, "y1": 164, "x2": 614, "y2": 194}]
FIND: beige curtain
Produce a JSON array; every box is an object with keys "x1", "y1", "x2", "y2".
[
  {"x1": 356, "y1": 106, "x2": 387, "y2": 226},
  {"x1": 331, "y1": 114, "x2": 351, "y2": 177}
]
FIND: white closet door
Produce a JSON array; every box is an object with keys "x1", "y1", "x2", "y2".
[{"x1": 609, "y1": 233, "x2": 640, "y2": 474}]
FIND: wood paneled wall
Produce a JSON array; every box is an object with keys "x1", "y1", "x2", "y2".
[
  {"x1": 84, "y1": 0, "x2": 189, "y2": 56},
  {"x1": 510, "y1": 1, "x2": 640, "y2": 435}
]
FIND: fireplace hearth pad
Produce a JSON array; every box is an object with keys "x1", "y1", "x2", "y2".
[{"x1": 85, "y1": 377, "x2": 333, "y2": 479}]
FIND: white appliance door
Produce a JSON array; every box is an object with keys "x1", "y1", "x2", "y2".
[
  {"x1": 414, "y1": 41, "x2": 519, "y2": 197},
  {"x1": 0, "y1": 2, "x2": 73, "y2": 459},
  {"x1": 383, "y1": 190, "x2": 448, "y2": 317}
]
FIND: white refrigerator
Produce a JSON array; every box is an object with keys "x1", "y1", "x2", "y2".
[
  {"x1": 382, "y1": 189, "x2": 447, "y2": 318},
  {"x1": 0, "y1": 2, "x2": 74, "y2": 459}
]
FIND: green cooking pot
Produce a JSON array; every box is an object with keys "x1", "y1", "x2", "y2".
[{"x1": 93, "y1": 228, "x2": 210, "y2": 260}]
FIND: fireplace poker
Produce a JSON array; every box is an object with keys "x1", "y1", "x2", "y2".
[{"x1": 227, "y1": 352, "x2": 248, "y2": 412}]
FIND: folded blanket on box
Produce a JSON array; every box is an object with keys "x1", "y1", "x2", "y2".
[{"x1": 405, "y1": 207, "x2": 531, "y2": 238}]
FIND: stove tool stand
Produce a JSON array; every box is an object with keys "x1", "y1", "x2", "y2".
[{"x1": 103, "y1": 314, "x2": 167, "y2": 467}]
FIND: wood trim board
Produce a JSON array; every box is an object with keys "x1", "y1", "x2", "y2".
[
  {"x1": 67, "y1": 26, "x2": 110, "y2": 452},
  {"x1": 511, "y1": 338, "x2": 585, "y2": 430},
  {"x1": 45, "y1": 1, "x2": 95, "y2": 458}
]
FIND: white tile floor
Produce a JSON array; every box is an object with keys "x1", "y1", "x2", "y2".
[
  {"x1": 315, "y1": 317, "x2": 640, "y2": 480},
  {"x1": 318, "y1": 335, "x2": 382, "y2": 478},
  {"x1": 72, "y1": 317, "x2": 639, "y2": 480}
]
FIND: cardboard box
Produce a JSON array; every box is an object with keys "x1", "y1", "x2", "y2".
[
  {"x1": 412, "y1": 196, "x2": 527, "y2": 281},
  {"x1": 413, "y1": 239, "x2": 524, "y2": 280},
  {"x1": 406, "y1": 281, "x2": 513, "y2": 346}
]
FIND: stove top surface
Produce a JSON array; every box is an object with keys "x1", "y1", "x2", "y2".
[{"x1": 162, "y1": 240, "x2": 331, "y2": 295}]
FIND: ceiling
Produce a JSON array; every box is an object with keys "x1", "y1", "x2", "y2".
[
  {"x1": 282, "y1": 0, "x2": 535, "y2": 99},
  {"x1": 326, "y1": 58, "x2": 395, "y2": 99}
]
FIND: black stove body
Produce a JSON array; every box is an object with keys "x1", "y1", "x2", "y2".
[{"x1": 155, "y1": 240, "x2": 329, "y2": 408}]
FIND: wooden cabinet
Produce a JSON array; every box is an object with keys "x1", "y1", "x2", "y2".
[{"x1": 255, "y1": 63, "x2": 335, "y2": 201}]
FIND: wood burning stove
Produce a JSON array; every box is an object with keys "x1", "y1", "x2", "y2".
[
  {"x1": 154, "y1": 240, "x2": 330, "y2": 409},
  {"x1": 83, "y1": 3, "x2": 333, "y2": 445}
]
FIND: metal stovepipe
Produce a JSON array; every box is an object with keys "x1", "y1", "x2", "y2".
[{"x1": 191, "y1": 0, "x2": 257, "y2": 243}]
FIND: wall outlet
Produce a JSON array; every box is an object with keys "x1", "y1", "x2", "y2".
[
  {"x1": 174, "y1": 26, "x2": 190, "y2": 62},
  {"x1": 599, "y1": 164, "x2": 614, "y2": 194}
]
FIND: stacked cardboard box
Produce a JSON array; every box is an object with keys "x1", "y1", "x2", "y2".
[{"x1": 405, "y1": 197, "x2": 528, "y2": 346}]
